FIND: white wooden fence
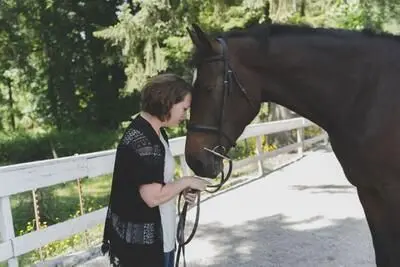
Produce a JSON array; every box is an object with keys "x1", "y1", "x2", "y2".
[{"x1": 0, "y1": 118, "x2": 328, "y2": 266}]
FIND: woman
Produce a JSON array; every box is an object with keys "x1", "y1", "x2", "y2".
[{"x1": 102, "y1": 73, "x2": 209, "y2": 267}]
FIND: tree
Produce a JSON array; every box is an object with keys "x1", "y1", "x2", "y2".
[{"x1": 0, "y1": 0, "x2": 127, "y2": 131}]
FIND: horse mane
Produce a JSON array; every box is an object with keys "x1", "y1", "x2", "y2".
[
  {"x1": 222, "y1": 23, "x2": 400, "y2": 43},
  {"x1": 188, "y1": 23, "x2": 400, "y2": 67}
]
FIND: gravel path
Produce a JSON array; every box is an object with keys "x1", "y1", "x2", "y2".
[{"x1": 80, "y1": 146, "x2": 376, "y2": 267}]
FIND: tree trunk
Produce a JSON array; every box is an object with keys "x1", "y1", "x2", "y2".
[
  {"x1": 300, "y1": 0, "x2": 306, "y2": 17},
  {"x1": 39, "y1": 0, "x2": 62, "y2": 130},
  {"x1": 6, "y1": 79, "x2": 15, "y2": 130}
]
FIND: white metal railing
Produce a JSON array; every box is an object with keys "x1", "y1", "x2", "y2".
[{"x1": 0, "y1": 118, "x2": 328, "y2": 266}]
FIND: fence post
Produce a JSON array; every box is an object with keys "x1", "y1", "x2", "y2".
[
  {"x1": 297, "y1": 119, "x2": 305, "y2": 156},
  {"x1": 32, "y1": 190, "x2": 43, "y2": 260},
  {"x1": 255, "y1": 136, "x2": 264, "y2": 176},
  {"x1": 0, "y1": 196, "x2": 18, "y2": 267},
  {"x1": 76, "y1": 178, "x2": 90, "y2": 247}
]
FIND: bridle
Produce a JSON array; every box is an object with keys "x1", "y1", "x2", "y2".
[
  {"x1": 175, "y1": 37, "x2": 256, "y2": 267},
  {"x1": 186, "y1": 37, "x2": 255, "y2": 150}
]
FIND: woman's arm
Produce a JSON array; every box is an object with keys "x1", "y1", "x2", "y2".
[
  {"x1": 139, "y1": 176, "x2": 208, "y2": 208},
  {"x1": 139, "y1": 179, "x2": 189, "y2": 208}
]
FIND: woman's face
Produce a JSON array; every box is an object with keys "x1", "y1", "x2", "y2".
[{"x1": 165, "y1": 93, "x2": 192, "y2": 127}]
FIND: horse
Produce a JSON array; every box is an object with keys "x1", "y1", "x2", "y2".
[{"x1": 184, "y1": 22, "x2": 400, "y2": 267}]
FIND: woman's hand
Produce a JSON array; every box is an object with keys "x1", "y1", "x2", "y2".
[
  {"x1": 183, "y1": 189, "x2": 198, "y2": 205},
  {"x1": 182, "y1": 176, "x2": 210, "y2": 191}
]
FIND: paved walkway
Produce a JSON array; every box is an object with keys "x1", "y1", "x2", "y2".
[{"x1": 82, "y1": 147, "x2": 376, "y2": 267}]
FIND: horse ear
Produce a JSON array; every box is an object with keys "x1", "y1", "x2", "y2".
[
  {"x1": 187, "y1": 26, "x2": 200, "y2": 47},
  {"x1": 187, "y1": 23, "x2": 212, "y2": 51},
  {"x1": 263, "y1": 1, "x2": 272, "y2": 24}
]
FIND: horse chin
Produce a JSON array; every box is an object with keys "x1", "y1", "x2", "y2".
[
  {"x1": 186, "y1": 153, "x2": 223, "y2": 178},
  {"x1": 201, "y1": 157, "x2": 223, "y2": 178},
  {"x1": 211, "y1": 158, "x2": 224, "y2": 178}
]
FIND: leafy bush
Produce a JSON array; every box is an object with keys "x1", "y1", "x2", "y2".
[{"x1": 0, "y1": 128, "x2": 120, "y2": 166}]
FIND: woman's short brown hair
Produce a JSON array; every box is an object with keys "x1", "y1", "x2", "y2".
[{"x1": 140, "y1": 73, "x2": 192, "y2": 121}]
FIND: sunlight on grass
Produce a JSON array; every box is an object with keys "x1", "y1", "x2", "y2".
[
  {"x1": 52, "y1": 174, "x2": 111, "y2": 198},
  {"x1": 81, "y1": 175, "x2": 112, "y2": 197}
]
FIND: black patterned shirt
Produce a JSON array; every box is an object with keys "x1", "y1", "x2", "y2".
[{"x1": 102, "y1": 114, "x2": 169, "y2": 267}]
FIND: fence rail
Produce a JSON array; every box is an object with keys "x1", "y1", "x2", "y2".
[{"x1": 0, "y1": 118, "x2": 328, "y2": 266}]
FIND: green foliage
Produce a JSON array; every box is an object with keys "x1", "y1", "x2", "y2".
[
  {"x1": 3, "y1": 0, "x2": 399, "y2": 139},
  {"x1": 0, "y1": 128, "x2": 120, "y2": 166},
  {"x1": 94, "y1": 3, "x2": 169, "y2": 93},
  {"x1": 0, "y1": 0, "x2": 127, "y2": 131},
  {"x1": 2, "y1": 0, "x2": 400, "y2": 136},
  {"x1": 228, "y1": 138, "x2": 257, "y2": 160},
  {"x1": 227, "y1": 136, "x2": 277, "y2": 161},
  {"x1": 304, "y1": 125, "x2": 323, "y2": 139}
]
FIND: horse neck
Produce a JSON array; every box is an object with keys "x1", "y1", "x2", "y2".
[{"x1": 245, "y1": 35, "x2": 364, "y2": 132}]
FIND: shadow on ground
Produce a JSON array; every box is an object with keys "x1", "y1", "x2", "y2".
[{"x1": 184, "y1": 213, "x2": 375, "y2": 267}]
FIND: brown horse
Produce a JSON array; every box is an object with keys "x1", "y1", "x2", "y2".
[{"x1": 184, "y1": 23, "x2": 400, "y2": 266}]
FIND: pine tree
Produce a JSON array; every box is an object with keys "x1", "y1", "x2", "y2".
[{"x1": 94, "y1": 3, "x2": 168, "y2": 93}]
